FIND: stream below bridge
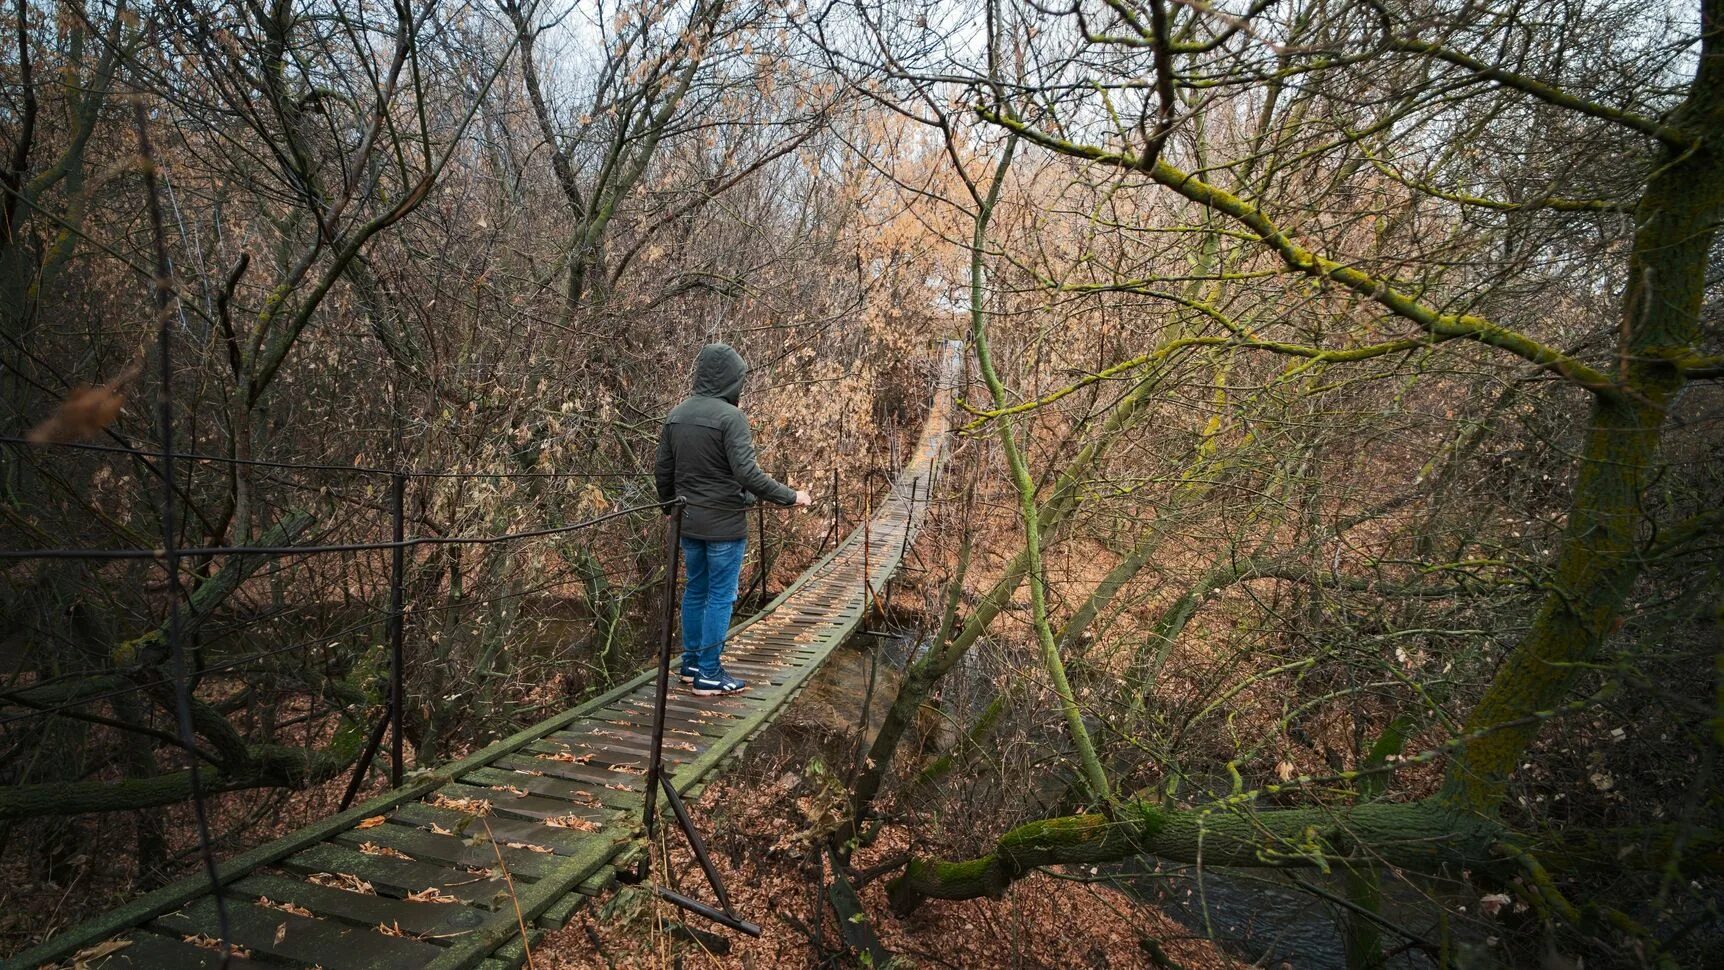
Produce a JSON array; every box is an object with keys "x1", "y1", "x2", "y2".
[{"x1": 762, "y1": 636, "x2": 1481, "y2": 968}]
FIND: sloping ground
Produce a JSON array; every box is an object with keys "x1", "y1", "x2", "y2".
[{"x1": 14, "y1": 343, "x2": 961, "y2": 970}]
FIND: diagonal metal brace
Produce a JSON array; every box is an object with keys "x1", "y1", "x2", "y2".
[{"x1": 618, "y1": 502, "x2": 761, "y2": 937}]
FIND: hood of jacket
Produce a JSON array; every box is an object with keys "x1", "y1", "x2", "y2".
[{"x1": 691, "y1": 343, "x2": 747, "y2": 404}]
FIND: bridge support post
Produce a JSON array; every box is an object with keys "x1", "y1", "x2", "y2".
[
  {"x1": 862, "y1": 482, "x2": 873, "y2": 614},
  {"x1": 389, "y1": 470, "x2": 407, "y2": 788},
  {"x1": 902, "y1": 477, "x2": 919, "y2": 564},
  {"x1": 815, "y1": 465, "x2": 839, "y2": 558},
  {"x1": 641, "y1": 501, "x2": 684, "y2": 846},
  {"x1": 758, "y1": 501, "x2": 770, "y2": 600},
  {"x1": 627, "y1": 499, "x2": 761, "y2": 936}
]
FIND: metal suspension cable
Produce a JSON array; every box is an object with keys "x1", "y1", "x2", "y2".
[
  {"x1": 0, "y1": 614, "x2": 384, "y2": 729},
  {"x1": 0, "y1": 499, "x2": 687, "y2": 726},
  {"x1": 0, "y1": 498, "x2": 680, "y2": 560},
  {"x1": 2, "y1": 541, "x2": 663, "y2": 730},
  {"x1": 0, "y1": 434, "x2": 652, "y2": 480}
]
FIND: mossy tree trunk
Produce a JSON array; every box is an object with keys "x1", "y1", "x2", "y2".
[{"x1": 889, "y1": 0, "x2": 1724, "y2": 913}]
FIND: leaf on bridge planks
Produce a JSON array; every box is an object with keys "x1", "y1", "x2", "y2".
[
  {"x1": 405, "y1": 886, "x2": 461, "y2": 904},
  {"x1": 307, "y1": 871, "x2": 376, "y2": 895},
  {"x1": 545, "y1": 813, "x2": 602, "y2": 832},
  {"x1": 429, "y1": 793, "x2": 493, "y2": 815},
  {"x1": 51, "y1": 938, "x2": 132, "y2": 968},
  {"x1": 257, "y1": 895, "x2": 314, "y2": 918},
  {"x1": 357, "y1": 841, "x2": 413, "y2": 860},
  {"x1": 183, "y1": 933, "x2": 253, "y2": 958}
]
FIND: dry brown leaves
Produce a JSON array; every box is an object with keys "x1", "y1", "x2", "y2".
[
  {"x1": 537, "y1": 769, "x2": 1245, "y2": 970},
  {"x1": 547, "y1": 750, "x2": 595, "y2": 764},
  {"x1": 357, "y1": 841, "x2": 413, "y2": 861},
  {"x1": 543, "y1": 814, "x2": 602, "y2": 832},
  {"x1": 26, "y1": 385, "x2": 126, "y2": 444},
  {"x1": 256, "y1": 895, "x2": 314, "y2": 917},
  {"x1": 54, "y1": 939, "x2": 132, "y2": 969},
  {"x1": 355, "y1": 815, "x2": 389, "y2": 830},
  {"x1": 505, "y1": 841, "x2": 555, "y2": 853},
  {"x1": 306, "y1": 871, "x2": 375, "y2": 895},
  {"x1": 182, "y1": 934, "x2": 252, "y2": 958},
  {"x1": 491, "y1": 784, "x2": 529, "y2": 798},
  {"x1": 429, "y1": 794, "x2": 492, "y2": 816},
  {"x1": 405, "y1": 886, "x2": 461, "y2": 904}
]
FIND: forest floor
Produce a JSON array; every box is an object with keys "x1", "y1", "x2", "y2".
[{"x1": 535, "y1": 647, "x2": 1243, "y2": 970}]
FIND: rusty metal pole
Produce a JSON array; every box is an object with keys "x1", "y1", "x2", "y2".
[
  {"x1": 756, "y1": 501, "x2": 769, "y2": 601},
  {"x1": 388, "y1": 471, "x2": 406, "y2": 787},
  {"x1": 862, "y1": 481, "x2": 872, "y2": 613},
  {"x1": 641, "y1": 501, "x2": 685, "y2": 843},
  {"x1": 901, "y1": 476, "x2": 918, "y2": 564}
]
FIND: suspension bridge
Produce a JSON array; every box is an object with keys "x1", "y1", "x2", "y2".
[{"x1": 9, "y1": 343, "x2": 961, "y2": 969}]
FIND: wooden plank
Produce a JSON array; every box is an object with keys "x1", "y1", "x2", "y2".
[
  {"x1": 232, "y1": 872, "x2": 491, "y2": 940},
  {"x1": 62, "y1": 931, "x2": 263, "y2": 968},
  {"x1": 465, "y1": 763, "x2": 644, "y2": 800},
  {"x1": 153, "y1": 895, "x2": 442, "y2": 968},
  {"x1": 530, "y1": 732, "x2": 695, "y2": 764},
  {"x1": 391, "y1": 802, "x2": 598, "y2": 856},
  {"x1": 614, "y1": 699, "x2": 754, "y2": 724},
  {"x1": 421, "y1": 834, "x2": 630, "y2": 969},
  {"x1": 332, "y1": 823, "x2": 564, "y2": 880},
  {"x1": 498, "y1": 750, "x2": 679, "y2": 783},
  {"x1": 285, "y1": 843, "x2": 518, "y2": 911},
  {"x1": 435, "y1": 780, "x2": 628, "y2": 819},
  {"x1": 532, "y1": 726, "x2": 703, "y2": 754},
  {"x1": 630, "y1": 691, "x2": 767, "y2": 715},
  {"x1": 588, "y1": 708, "x2": 731, "y2": 739},
  {"x1": 11, "y1": 665, "x2": 661, "y2": 968},
  {"x1": 478, "y1": 925, "x2": 543, "y2": 970},
  {"x1": 536, "y1": 886, "x2": 593, "y2": 929}
]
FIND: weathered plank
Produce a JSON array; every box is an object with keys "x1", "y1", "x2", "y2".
[
  {"x1": 60, "y1": 931, "x2": 263, "y2": 968},
  {"x1": 331, "y1": 823, "x2": 564, "y2": 879},
  {"x1": 153, "y1": 895, "x2": 442, "y2": 968},
  {"x1": 232, "y1": 871, "x2": 492, "y2": 938},
  {"x1": 285, "y1": 843, "x2": 519, "y2": 910}
]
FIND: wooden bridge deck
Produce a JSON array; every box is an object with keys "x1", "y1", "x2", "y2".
[{"x1": 13, "y1": 346, "x2": 960, "y2": 970}]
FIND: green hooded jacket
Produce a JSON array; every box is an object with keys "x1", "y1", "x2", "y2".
[{"x1": 654, "y1": 344, "x2": 796, "y2": 540}]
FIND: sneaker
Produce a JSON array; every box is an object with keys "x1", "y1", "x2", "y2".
[
  {"x1": 689, "y1": 669, "x2": 748, "y2": 696},
  {"x1": 678, "y1": 661, "x2": 701, "y2": 684}
]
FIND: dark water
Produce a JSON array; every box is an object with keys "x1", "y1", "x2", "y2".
[
  {"x1": 786, "y1": 632, "x2": 1462, "y2": 969},
  {"x1": 1121, "y1": 861, "x2": 1449, "y2": 969},
  {"x1": 660, "y1": 623, "x2": 1521, "y2": 968}
]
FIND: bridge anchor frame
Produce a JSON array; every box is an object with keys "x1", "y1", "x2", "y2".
[{"x1": 618, "y1": 500, "x2": 763, "y2": 937}]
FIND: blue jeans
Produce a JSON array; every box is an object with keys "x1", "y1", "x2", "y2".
[{"x1": 680, "y1": 536, "x2": 746, "y2": 675}]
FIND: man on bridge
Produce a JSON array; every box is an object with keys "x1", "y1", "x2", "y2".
[{"x1": 655, "y1": 343, "x2": 811, "y2": 696}]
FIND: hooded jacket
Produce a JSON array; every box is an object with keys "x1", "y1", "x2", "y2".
[{"x1": 654, "y1": 344, "x2": 797, "y2": 540}]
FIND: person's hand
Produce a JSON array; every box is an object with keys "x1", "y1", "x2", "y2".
[{"x1": 793, "y1": 489, "x2": 812, "y2": 507}]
